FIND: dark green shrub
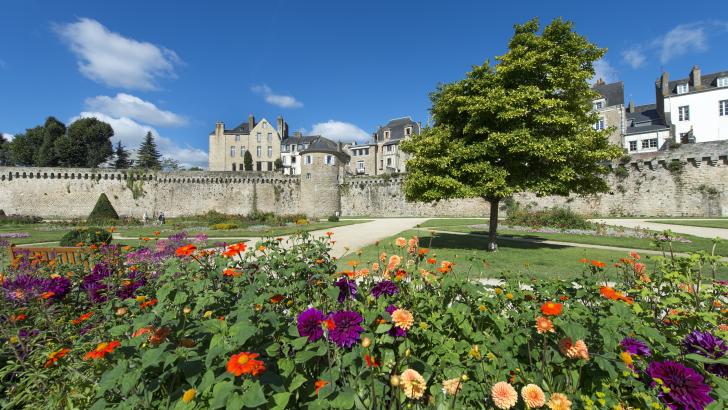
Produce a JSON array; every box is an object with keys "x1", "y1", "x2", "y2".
[
  {"x1": 505, "y1": 207, "x2": 592, "y2": 230},
  {"x1": 328, "y1": 215, "x2": 340, "y2": 222},
  {"x1": 87, "y1": 193, "x2": 119, "y2": 222},
  {"x1": 59, "y1": 227, "x2": 113, "y2": 246},
  {"x1": 0, "y1": 213, "x2": 43, "y2": 225}
]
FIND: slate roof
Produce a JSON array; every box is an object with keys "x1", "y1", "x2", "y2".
[
  {"x1": 281, "y1": 134, "x2": 320, "y2": 146},
  {"x1": 625, "y1": 104, "x2": 668, "y2": 136},
  {"x1": 225, "y1": 122, "x2": 250, "y2": 134},
  {"x1": 374, "y1": 117, "x2": 421, "y2": 142},
  {"x1": 665, "y1": 70, "x2": 728, "y2": 95},
  {"x1": 592, "y1": 81, "x2": 624, "y2": 107},
  {"x1": 298, "y1": 136, "x2": 350, "y2": 161}
]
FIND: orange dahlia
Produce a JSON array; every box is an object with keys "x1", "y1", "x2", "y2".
[
  {"x1": 521, "y1": 384, "x2": 546, "y2": 408},
  {"x1": 182, "y1": 388, "x2": 196, "y2": 403},
  {"x1": 83, "y1": 341, "x2": 120, "y2": 360},
  {"x1": 392, "y1": 308, "x2": 414, "y2": 330},
  {"x1": 223, "y1": 268, "x2": 241, "y2": 277},
  {"x1": 547, "y1": 393, "x2": 572, "y2": 410},
  {"x1": 44, "y1": 347, "x2": 71, "y2": 368},
  {"x1": 222, "y1": 242, "x2": 247, "y2": 257},
  {"x1": 226, "y1": 352, "x2": 265, "y2": 377},
  {"x1": 540, "y1": 302, "x2": 563, "y2": 316},
  {"x1": 71, "y1": 311, "x2": 94, "y2": 325},
  {"x1": 491, "y1": 381, "x2": 518, "y2": 409},
  {"x1": 400, "y1": 368, "x2": 426, "y2": 399},
  {"x1": 175, "y1": 244, "x2": 197, "y2": 257},
  {"x1": 535, "y1": 316, "x2": 555, "y2": 334}
]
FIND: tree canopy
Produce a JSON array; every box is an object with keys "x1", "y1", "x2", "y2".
[
  {"x1": 114, "y1": 141, "x2": 133, "y2": 169},
  {"x1": 243, "y1": 150, "x2": 253, "y2": 171},
  {"x1": 401, "y1": 18, "x2": 623, "y2": 250},
  {"x1": 136, "y1": 131, "x2": 162, "y2": 169},
  {"x1": 0, "y1": 133, "x2": 11, "y2": 166}
]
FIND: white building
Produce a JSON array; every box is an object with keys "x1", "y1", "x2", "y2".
[
  {"x1": 624, "y1": 103, "x2": 670, "y2": 154},
  {"x1": 656, "y1": 66, "x2": 728, "y2": 144},
  {"x1": 280, "y1": 134, "x2": 342, "y2": 175}
]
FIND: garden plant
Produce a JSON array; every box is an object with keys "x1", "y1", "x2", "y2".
[{"x1": 1, "y1": 231, "x2": 727, "y2": 409}]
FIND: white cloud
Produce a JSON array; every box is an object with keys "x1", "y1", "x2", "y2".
[
  {"x1": 55, "y1": 18, "x2": 181, "y2": 90},
  {"x1": 591, "y1": 59, "x2": 618, "y2": 84},
  {"x1": 251, "y1": 84, "x2": 303, "y2": 108},
  {"x1": 655, "y1": 23, "x2": 708, "y2": 64},
  {"x1": 308, "y1": 120, "x2": 369, "y2": 143},
  {"x1": 621, "y1": 48, "x2": 646, "y2": 69},
  {"x1": 85, "y1": 93, "x2": 187, "y2": 127},
  {"x1": 72, "y1": 112, "x2": 207, "y2": 169},
  {"x1": 2, "y1": 133, "x2": 13, "y2": 141}
]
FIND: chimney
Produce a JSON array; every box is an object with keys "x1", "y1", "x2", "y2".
[
  {"x1": 283, "y1": 122, "x2": 289, "y2": 138},
  {"x1": 294, "y1": 131, "x2": 302, "y2": 138},
  {"x1": 690, "y1": 65, "x2": 702, "y2": 90},
  {"x1": 595, "y1": 78, "x2": 605, "y2": 85},
  {"x1": 215, "y1": 121, "x2": 224, "y2": 136},
  {"x1": 277, "y1": 116, "x2": 284, "y2": 137},
  {"x1": 248, "y1": 114, "x2": 255, "y2": 129},
  {"x1": 628, "y1": 100, "x2": 635, "y2": 113},
  {"x1": 660, "y1": 72, "x2": 669, "y2": 96}
]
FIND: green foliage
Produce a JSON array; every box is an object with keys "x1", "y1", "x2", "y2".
[
  {"x1": 210, "y1": 222, "x2": 239, "y2": 230},
  {"x1": 274, "y1": 158, "x2": 283, "y2": 171},
  {"x1": 328, "y1": 215, "x2": 340, "y2": 222},
  {"x1": 9, "y1": 117, "x2": 67, "y2": 166},
  {"x1": 88, "y1": 193, "x2": 120, "y2": 222},
  {"x1": 136, "y1": 132, "x2": 162, "y2": 170},
  {"x1": 113, "y1": 141, "x2": 133, "y2": 169},
  {"x1": 614, "y1": 165, "x2": 629, "y2": 180},
  {"x1": 2, "y1": 233, "x2": 726, "y2": 409},
  {"x1": 58, "y1": 226, "x2": 113, "y2": 246},
  {"x1": 401, "y1": 19, "x2": 622, "y2": 248},
  {"x1": 667, "y1": 161, "x2": 684, "y2": 175},
  {"x1": 0, "y1": 213, "x2": 43, "y2": 225},
  {"x1": 63, "y1": 117, "x2": 115, "y2": 167},
  {"x1": 244, "y1": 150, "x2": 254, "y2": 171},
  {"x1": 506, "y1": 206, "x2": 592, "y2": 230},
  {"x1": 160, "y1": 157, "x2": 181, "y2": 171},
  {"x1": 0, "y1": 133, "x2": 10, "y2": 166}
]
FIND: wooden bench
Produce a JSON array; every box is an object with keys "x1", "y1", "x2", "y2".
[{"x1": 8, "y1": 244, "x2": 93, "y2": 268}]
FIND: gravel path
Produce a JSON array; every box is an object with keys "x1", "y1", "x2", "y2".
[{"x1": 592, "y1": 218, "x2": 728, "y2": 240}]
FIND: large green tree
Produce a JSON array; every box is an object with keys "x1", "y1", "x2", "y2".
[
  {"x1": 63, "y1": 118, "x2": 114, "y2": 167},
  {"x1": 0, "y1": 133, "x2": 10, "y2": 166},
  {"x1": 9, "y1": 117, "x2": 66, "y2": 166},
  {"x1": 136, "y1": 131, "x2": 162, "y2": 169},
  {"x1": 401, "y1": 18, "x2": 622, "y2": 251},
  {"x1": 113, "y1": 141, "x2": 133, "y2": 169}
]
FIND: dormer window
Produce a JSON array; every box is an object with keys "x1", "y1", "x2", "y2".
[
  {"x1": 384, "y1": 130, "x2": 390, "y2": 140},
  {"x1": 593, "y1": 100, "x2": 605, "y2": 110},
  {"x1": 404, "y1": 127, "x2": 412, "y2": 136},
  {"x1": 676, "y1": 83, "x2": 689, "y2": 94},
  {"x1": 718, "y1": 77, "x2": 728, "y2": 87}
]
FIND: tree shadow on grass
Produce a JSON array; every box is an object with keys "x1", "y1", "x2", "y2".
[{"x1": 422, "y1": 231, "x2": 570, "y2": 251}]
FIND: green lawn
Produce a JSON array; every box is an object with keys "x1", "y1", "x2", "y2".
[
  {"x1": 114, "y1": 220, "x2": 369, "y2": 239},
  {"x1": 338, "y1": 228, "x2": 728, "y2": 281},
  {"x1": 417, "y1": 219, "x2": 728, "y2": 256},
  {"x1": 650, "y1": 219, "x2": 728, "y2": 229},
  {"x1": 0, "y1": 225, "x2": 68, "y2": 245}
]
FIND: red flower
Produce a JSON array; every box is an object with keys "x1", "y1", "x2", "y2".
[
  {"x1": 325, "y1": 232, "x2": 334, "y2": 237},
  {"x1": 427, "y1": 258, "x2": 437, "y2": 265},
  {"x1": 591, "y1": 260, "x2": 606, "y2": 268},
  {"x1": 579, "y1": 258, "x2": 589, "y2": 263},
  {"x1": 40, "y1": 291, "x2": 56, "y2": 299},
  {"x1": 175, "y1": 244, "x2": 197, "y2": 257},
  {"x1": 223, "y1": 268, "x2": 241, "y2": 277},
  {"x1": 71, "y1": 311, "x2": 94, "y2": 325},
  {"x1": 323, "y1": 318, "x2": 336, "y2": 330},
  {"x1": 540, "y1": 302, "x2": 563, "y2": 316},
  {"x1": 364, "y1": 354, "x2": 380, "y2": 368},
  {"x1": 559, "y1": 295, "x2": 569, "y2": 301},
  {"x1": 270, "y1": 294, "x2": 285, "y2": 304},
  {"x1": 44, "y1": 347, "x2": 71, "y2": 368},
  {"x1": 83, "y1": 341, "x2": 120, "y2": 360},
  {"x1": 226, "y1": 352, "x2": 265, "y2": 377},
  {"x1": 315, "y1": 380, "x2": 328, "y2": 395},
  {"x1": 222, "y1": 243, "x2": 247, "y2": 257},
  {"x1": 140, "y1": 298, "x2": 158, "y2": 309},
  {"x1": 132, "y1": 326, "x2": 153, "y2": 338},
  {"x1": 600, "y1": 286, "x2": 618, "y2": 300}
]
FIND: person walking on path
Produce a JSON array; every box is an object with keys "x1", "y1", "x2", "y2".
[
  {"x1": 143, "y1": 211, "x2": 148, "y2": 225},
  {"x1": 158, "y1": 212, "x2": 165, "y2": 225}
]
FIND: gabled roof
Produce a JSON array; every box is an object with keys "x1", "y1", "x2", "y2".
[
  {"x1": 299, "y1": 136, "x2": 350, "y2": 161},
  {"x1": 625, "y1": 104, "x2": 668, "y2": 135},
  {"x1": 592, "y1": 81, "x2": 624, "y2": 107},
  {"x1": 665, "y1": 70, "x2": 728, "y2": 95},
  {"x1": 225, "y1": 122, "x2": 250, "y2": 134},
  {"x1": 374, "y1": 117, "x2": 420, "y2": 142}
]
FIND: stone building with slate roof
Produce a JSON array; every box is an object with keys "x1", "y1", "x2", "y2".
[
  {"x1": 208, "y1": 114, "x2": 288, "y2": 172},
  {"x1": 281, "y1": 133, "x2": 348, "y2": 176},
  {"x1": 343, "y1": 117, "x2": 421, "y2": 175},
  {"x1": 591, "y1": 80, "x2": 626, "y2": 146}
]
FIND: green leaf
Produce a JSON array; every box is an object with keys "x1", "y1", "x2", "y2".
[
  {"x1": 330, "y1": 388, "x2": 355, "y2": 409},
  {"x1": 271, "y1": 392, "x2": 292, "y2": 410},
  {"x1": 289, "y1": 374, "x2": 307, "y2": 391},
  {"x1": 141, "y1": 346, "x2": 166, "y2": 369},
  {"x1": 229, "y1": 322, "x2": 257, "y2": 345},
  {"x1": 240, "y1": 381, "x2": 267, "y2": 408},
  {"x1": 210, "y1": 381, "x2": 235, "y2": 409},
  {"x1": 290, "y1": 336, "x2": 309, "y2": 350}
]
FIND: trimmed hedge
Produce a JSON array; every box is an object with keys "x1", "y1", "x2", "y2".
[
  {"x1": 59, "y1": 227, "x2": 113, "y2": 247},
  {"x1": 87, "y1": 193, "x2": 119, "y2": 222}
]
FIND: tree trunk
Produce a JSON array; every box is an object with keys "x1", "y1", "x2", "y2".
[{"x1": 487, "y1": 197, "x2": 500, "y2": 252}]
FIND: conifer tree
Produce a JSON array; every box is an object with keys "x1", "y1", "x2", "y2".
[
  {"x1": 136, "y1": 131, "x2": 162, "y2": 169},
  {"x1": 243, "y1": 150, "x2": 254, "y2": 171},
  {"x1": 114, "y1": 141, "x2": 133, "y2": 169}
]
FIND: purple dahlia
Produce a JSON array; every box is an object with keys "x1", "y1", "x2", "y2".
[
  {"x1": 297, "y1": 308, "x2": 325, "y2": 342},
  {"x1": 371, "y1": 280, "x2": 399, "y2": 298},
  {"x1": 2, "y1": 274, "x2": 71, "y2": 302},
  {"x1": 328, "y1": 310, "x2": 364, "y2": 348},
  {"x1": 620, "y1": 337, "x2": 652, "y2": 357},
  {"x1": 385, "y1": 304, "x2": 407, "y2": 338},
  {"x1": 334, "y1": 277, "x2": 357, "y2": 303},
  {"x1": 683, "y1": 330, "x2": 728, "y2": 377},
  {"x1": 81, "y1": 262, "x2": 114, "y2": 303},
  {"x1": 646, "y1": 361, "x2": 713, "y2": 410}
]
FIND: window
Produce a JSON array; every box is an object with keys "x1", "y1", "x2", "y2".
[
  {"x1": 304, "y1": 155, "x2": 312, "y2": 165},
  {"x1": 676, "y1": 83, "x2": 689, "y2": 94},
  {"x1": 680, "y1": 132, "x2": 690, "y2": 144},
  {"x1": 230, "y1": 146, "x2": 236, "y2": 157},
  {"x1": 717, "y1": 77, "x2": 728, "y2": 87},
  {"x1": 594, "y1": 118, "x2": 605, "y2": 130},
  {"x1": 267, "y1": 133, "x2": 272, "y2": 143},
  {"x1": 386, "y1": 145, "x2": 393, "y2": 153},
  {"x1": 641, "y1": 138, "x2": 658, "y2": 149},
  {"x1": 386, "y1": 158, "x2": 392, "y2": 167},
  {"x1": 232, "y1": 163, "x2": 236, "y2": 171},
  {"x1": 256, "y1": 132, "x2": 261, "y2": 142},
  {"x1": 325, "y1": 155, "x2": 335, "y2": 165},
  {"x1": 234, "y1": 135, "x2": 240, "y2": 142},
  {"x1": 720, "y1": 100, "x2": 728, "y2": 116},
  {"x1": 364, "y1": 148, "x2": 369, "y2": 155},
  {"x1": 291, "y1": 156, "x2": 296, "y2": 163},
  {"x1": 240, "y1": 146, "x2": 245, "y2": 156},
  {"x1": 405, "y1": 127, "x2": 412, "y2": 136},
  {"x1": 283, "y1": 156, "x2": 289, "y2": 165},
  {"x1": 593, "y1": 100, "x2": 604, "y2": 110},
  {"x1": 384, "y1": 130, "x2": 390, "y2": 140},
  {"x1": 356, "y1": 160, "x2": 365, "y2": 170},
  {"x1": 678, "y1": 106, "x2": 690, "y2": 121},
  {"x1": 303, "y1": 144, "x2": 309, "y2": 150},
  {"x1": 380, "y1": 159, "x2": 383, "y2": 169},
  {"x1": 267, "y1": 146, "x2": 272, "y2": 158},
  {"x1": 306, "y1": 173, "x2": 311, "y2": 179},
  {"x1": 628, "y1": 141, "x2": 637, "y2": 152},
  {"x1": 256, "y1": 146, "x2": 261, "y2": 157}
]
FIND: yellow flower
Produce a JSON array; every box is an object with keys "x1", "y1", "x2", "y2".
[
  {"x1": 495, "y1": 288, "x2": 503, "y2": 295},
  {"x1": 547, "y1": 393, "x2": 572, "y2": 410},
  {"x1": 203, "y1": 310, "x2": 213, "y2": 318},
  {"x1": 620, "y1": 351, "x2": 633, "y2": 367},
  {"x1": 135, "y1": 295, "x2": 146, "y2": 303},
  {"x1": 182, "y1": 388, "x2": 196, "y2": 403},
  {"x1": 506, "y1": 293, "x2": 513, "y2": 300},
  {"x1": 400, "y1": 369, "x2": 426, "y2": 399},
  {"x1": 478, "y1": 305, "x2": 486, "y2": 312},
  {"x1": 469, "y1": 345, "x2": 482, "y2": 359}
]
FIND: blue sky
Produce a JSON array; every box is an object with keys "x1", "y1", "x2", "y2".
[{"x1": 1, "y1": 0, "x2": 727, "y2": 167}]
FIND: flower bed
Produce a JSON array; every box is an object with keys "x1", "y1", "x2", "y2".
[{"x1": 1, "y1": 232, "x2": 727, "y2": 409}]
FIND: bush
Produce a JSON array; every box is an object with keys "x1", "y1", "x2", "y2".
[
  {"x1": 328, "y1": 215, "x2": 340, "y2": 222},
  {"x1": 87, "y1": 193, "x2": 119, "y2": 222},
  {"x1": 0, "y1": 213, "x2": 43, "y2": 225},
  {"x1": 295, "y1": 218, "x2": 309, "y2": 225},
  {"x1": 210, "y1": 222, "x2": 239, "y2": 230},
  {"x1": 1, "y1": 233, "x2": 726, "y2": 409},
  {"x1": 59, "y1": 227, "x2": 113, "y2": 246},
  {"x1": 506, "y1": 206, "x2": 592, "y2": 230}
]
